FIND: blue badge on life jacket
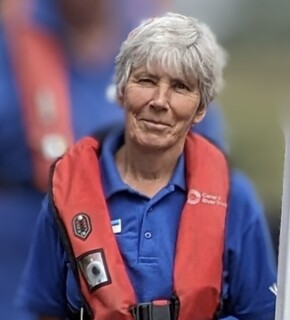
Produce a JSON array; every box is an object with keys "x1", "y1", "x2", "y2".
[{"x1": 111, "y1": 219, "x2": 122, "y2": 234}]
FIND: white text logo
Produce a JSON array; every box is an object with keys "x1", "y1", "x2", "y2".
[{"x1": 187, "y1": 189, "x2": 227, "y2": 207}]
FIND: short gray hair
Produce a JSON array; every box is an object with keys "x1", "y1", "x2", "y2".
[{"x1": 115, "y1": 12, "x2": 227, "y2": 109}]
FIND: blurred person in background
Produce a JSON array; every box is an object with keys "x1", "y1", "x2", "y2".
[
  {"x1": 15, "y1": 12, "x2": 276, "y2": 320},
  {"x1": 0, "y1": 0, "x2": 167, "y2": 319}
]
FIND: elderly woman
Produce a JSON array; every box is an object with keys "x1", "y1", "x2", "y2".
[{"x1": 16, "y1": 13, "x2": 276, "y2": 320}]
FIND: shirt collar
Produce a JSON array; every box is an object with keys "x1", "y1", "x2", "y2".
[
  {"x1": 99, "y1": 129, "x2": 186, "y2": 199},
  {"x1": 170, "y1": 153, "x2": 186, "y2": 191},
  {"x1": 100, "y1": 129, "x2": 128, "y2": 199}
]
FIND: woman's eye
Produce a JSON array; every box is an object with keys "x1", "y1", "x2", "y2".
[
  {"x1": 174, "y1": 82, "x2": 190, "y2": 91},
  {"x1": 138, "y1": 78, "x2": 155, "y2": 84}
]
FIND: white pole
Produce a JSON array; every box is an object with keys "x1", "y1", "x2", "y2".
[{"x1": 275, "y1": 125, "x2": 290, "y2": 320}]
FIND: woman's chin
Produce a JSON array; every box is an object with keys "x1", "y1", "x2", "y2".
[{"x1": 133, "y1": 134, "x2": 173, "y2": 151}]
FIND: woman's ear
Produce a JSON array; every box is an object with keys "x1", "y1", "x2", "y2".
[
  {"x1": 117, "y1": 93, "x2": 124, "y2": 107},
  {"x1": 192, "y1": 105, "x2": 207, "y2": 125}
]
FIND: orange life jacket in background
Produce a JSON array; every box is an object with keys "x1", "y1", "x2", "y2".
[
  {"x1": 51, "y1": 132, "x2": 230, "y2": 320},
  {"x1": 2, "y1": 0, "x2": 74, "y2": 191}
]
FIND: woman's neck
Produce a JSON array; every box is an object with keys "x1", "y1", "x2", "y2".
[{"x1": 115, "y1": 142, "x2": 184, "y2": 198}]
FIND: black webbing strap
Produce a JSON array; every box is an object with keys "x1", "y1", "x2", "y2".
[{"x1": 130, "y1": 297, "x2": 179, "y2": 320}]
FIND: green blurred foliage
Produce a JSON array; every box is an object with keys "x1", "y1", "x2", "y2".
[
  {"x1": 219, "y1": 42, "x2": 288, "y2": 213},
  {"x1": 218, "y1": 1, "x2": 290, "y2": 226}
]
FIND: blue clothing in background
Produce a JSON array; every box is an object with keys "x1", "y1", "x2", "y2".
[
  {"x1": 16, "y1": 130, "x2": 277, "y2": 320},
  {"x1": 0, "y1": 1, "x2": 124, "y2": 318},
  {"x1": 194, "y1": 103, "x2": 229, "y2": 153}
]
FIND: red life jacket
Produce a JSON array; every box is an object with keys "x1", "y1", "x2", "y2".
[
  {"x1": 2, "y1": 0, "x2": 74, "y2": 191},
  {"x1": 51, "y1": 132, "x2": 229, "y2": 320}
]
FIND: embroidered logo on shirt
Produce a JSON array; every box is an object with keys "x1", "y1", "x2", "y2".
[
  {"x1": 269, "y1": 283, "x2": 277, "y2": 296},
  {"x1": 72, "y1": 213, "x2": 92, "y2": 240},
  {"x1": 187, "y1": 189, "x2": 227, "y2": 207}
]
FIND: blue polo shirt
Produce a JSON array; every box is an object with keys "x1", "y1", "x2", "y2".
[{"x1": 15, "y1": 130, "x2": 276, "y2": 320}]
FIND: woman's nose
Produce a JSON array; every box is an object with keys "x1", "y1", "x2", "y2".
[{"x1": 150, "y1": 83, "x2": 170, "y2": 110}]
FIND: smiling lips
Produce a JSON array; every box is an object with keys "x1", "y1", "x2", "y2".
[{"x1": 140, "y1": 119, "x2": 171, "y2": 127}]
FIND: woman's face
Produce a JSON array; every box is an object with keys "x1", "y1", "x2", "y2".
[{"x1": 119, "y1": 66, "x2": 206, "y2": 151}]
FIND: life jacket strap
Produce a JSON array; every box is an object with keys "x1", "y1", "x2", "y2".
[
  {"x1": 130, "y1": 296, "x2": 179, "y2": 320},
  {"x1": 67, "y1": 305, "x2": 91, "y2": 320}
]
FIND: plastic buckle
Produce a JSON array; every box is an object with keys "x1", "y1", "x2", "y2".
[{"x1": 131, "y1": 299, "x2": 178, "y2": 320}]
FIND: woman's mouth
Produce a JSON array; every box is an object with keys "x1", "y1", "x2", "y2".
[{"x1": 141, "y1": 119, "x2": 170, "y2": 129}]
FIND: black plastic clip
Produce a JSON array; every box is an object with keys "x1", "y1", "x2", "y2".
[{"x1": 131, "y1": 296, "x2": 179, "y2": 320}]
